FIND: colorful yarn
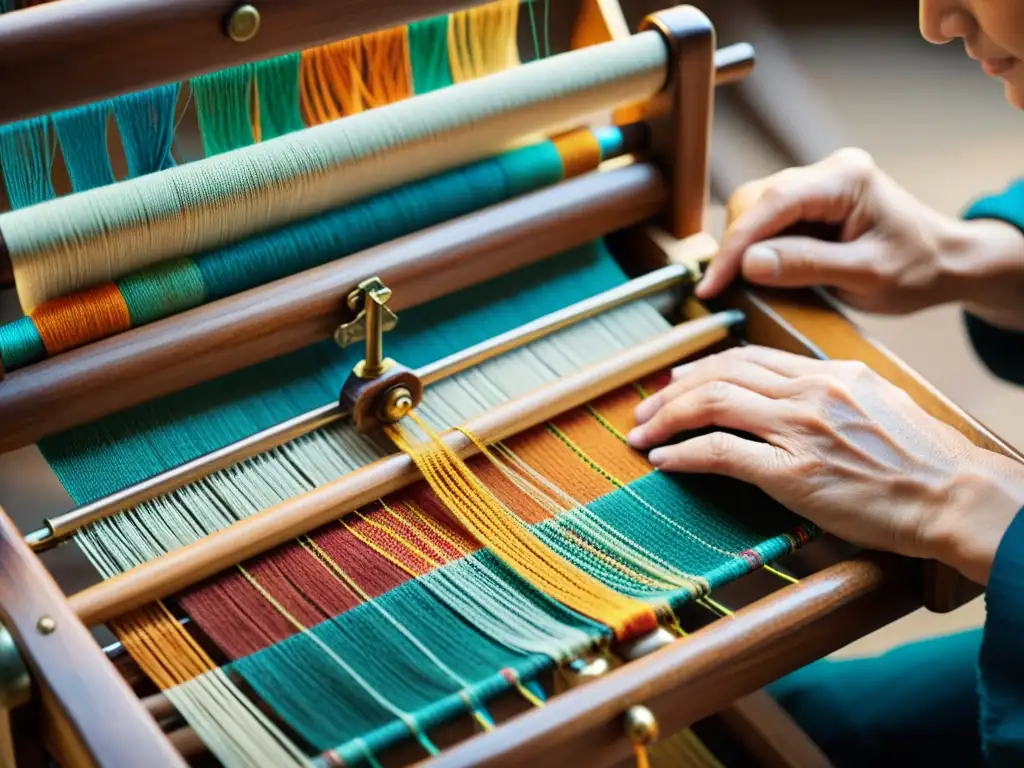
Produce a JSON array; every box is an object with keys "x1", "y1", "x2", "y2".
[{"x1": 0, "y1": 129, "x2": 621, "y2": 371}]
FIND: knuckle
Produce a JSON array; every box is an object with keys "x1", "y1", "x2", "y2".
[
  {"x1": 704, "y1": 432, "x2": 734, "y2": 470},
  {"x1": 701, "y1": 380, "x2": 736, "y2": 413},
  {"x1": 830, "y1": 146, "x2": 877, "y2": 178}
]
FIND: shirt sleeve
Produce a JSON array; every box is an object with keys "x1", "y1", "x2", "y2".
[
  {"x1": 961, "y1": 181, "x2": 1024, "y2": 387},
  {"x1": 979, "y1": 506, "x2": 1024, "y2": 766}
]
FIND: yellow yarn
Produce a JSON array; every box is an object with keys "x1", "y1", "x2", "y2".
[
  {"x1": 384, "y1": 412, "x2": 659, "y2": 642},
  {"x1": 448, "y1": 0, "x2": 521, "y2": 82}
]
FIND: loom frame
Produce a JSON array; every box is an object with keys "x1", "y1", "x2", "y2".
[{"x1": 0, "y1": 2, "x2": 1016, "y2": 766}]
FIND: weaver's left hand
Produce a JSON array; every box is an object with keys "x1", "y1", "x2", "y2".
[{"x1": 626, "y1": 346, "x2": 1024, "y2": 585}]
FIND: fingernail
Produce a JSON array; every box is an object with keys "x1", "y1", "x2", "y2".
[
  {"x1": 648, "y1": 448, "x2": 667, "y2": 467},
  {"x1": 670, "y1": 363, "x2": 690, "y2": 381},
  {"x1": 743, "y1": 245, "x2": 780, "y2": 280},
  {"x1": 633, "y1": 397, "x2": 658, "y2": 425},
  {"x1": 627, "y1": 426, "x2": 645, "y2": 446}
]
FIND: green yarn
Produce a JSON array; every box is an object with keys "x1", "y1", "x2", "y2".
[
  {"x1": 52, "y1": 103, "x2": 117, "y2": 192},
  {"x1": 0, "y1": 117, "x2": 56, "y2": 209},
  {"x1": 116, "y1": 257, "x2": 207, "y2": 326},
  {"x1": 255, "y1": 54, "x2": 306, "y2": 141},
  {"x1": 0, "y1": 317, "x2": 46, "y2": 370},
  {"x1": 408, "y1": 17, "x2": 454, "y2": 94},
  {"x1": 192, "y1": 65, "x2": 257, "y2": 156}
]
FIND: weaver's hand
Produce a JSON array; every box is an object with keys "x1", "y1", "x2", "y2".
[
  {"x1": 626, "y1": 346, "x2": 1024, "y2": 585},
  {"x1": 697, "y1": 148, "x2": 1024, "y2": 327}
]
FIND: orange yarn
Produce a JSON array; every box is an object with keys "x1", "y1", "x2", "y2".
[
  {"x1": 552, "y1": 129, "x2": 604, "y2": 180},
  {"x1": 300, "y1": 28, "x2": 413, "y2": 125},
  {"x1": 32, "y1": 282, "x2": 131, "y2": 356},
  {"x1": 111, "y1": 603, "x2": 214, "y2": 690}
]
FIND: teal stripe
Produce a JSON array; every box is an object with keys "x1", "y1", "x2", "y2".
[
  {"x1": 52, "y1": 102, "x2": 117, "y2": 192},
  {"x1": 113, "y1": 84, "x2": 179, "y2": 176},
  {"x1": 0, "y1": 117, "x2": 56, "y2": 209},
  {"x1": 116, "y1": 257, "x2": 207, "y2": 326},
  {"x1": 0, "y1": 316, "x2": 46, "y2": 370}
]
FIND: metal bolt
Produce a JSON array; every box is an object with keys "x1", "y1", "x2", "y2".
[
  {"x1": 380, "y1": 386, "x2": 414, "y2": 423},
  {"x1": 226, "y1": 4, "x2": 261, "y2": 43},
  {"x1": 36, "y1": 616, "x2": 56, "y2": 635},
  {"x1": 623, "y1": 705, "x2": 659, "y2": 746}
]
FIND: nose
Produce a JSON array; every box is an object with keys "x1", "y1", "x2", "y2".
[{"x1": 920, "y1": 0, "x2": 973, "y2": 44}]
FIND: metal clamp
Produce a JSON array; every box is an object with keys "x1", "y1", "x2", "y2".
[{"x1": 334, "y1": 277, "x2": 400, "y2": 380}]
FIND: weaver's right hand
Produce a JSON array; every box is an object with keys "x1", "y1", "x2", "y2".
[{"x1": 696, "y1": 148, "x2": 1024, "y2": 322}]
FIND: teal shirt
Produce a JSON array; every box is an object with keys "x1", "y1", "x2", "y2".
[{"x1": 962, "y1": 182, "x2": 1024, "y2": 766}]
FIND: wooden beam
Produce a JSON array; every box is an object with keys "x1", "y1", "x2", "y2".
[{"x1": 0, "y1": 0, "x2": 496, "y2": 126}]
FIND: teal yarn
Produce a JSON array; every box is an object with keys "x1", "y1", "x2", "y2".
[
  {"x1": 52, "y1": 103, "x2": 117, "y2": 192},
  {"x1": 39, "y1": 241, "x2": 632, "y2": 503},
  {"x1": 192, "y1": 65, "x2": 257, "y2": 156},
  {"x1": 113, "y1": 84, "x2": 179, "y2": 176},
  {"x1": 0, "y1": 117, "x2": 56, "y2": 209},
  {"x1": 194, "y1": 139, "x2": 566, "y2": 301},
  {"x1": 0, "y1": 317, "x2": 46, "y2": 370},
  {"x1": 255, "y1": 54, "x2": 306, "y2": 141},
  {"x1": 594, "y1": 125, "x2": 625, "y2": 160},
  {"x1": 116, "y1": 257, "x2": 207, "y2": 326},
  {"x1": 408, "y1": 17, "x2": 454, "y2": 94}
]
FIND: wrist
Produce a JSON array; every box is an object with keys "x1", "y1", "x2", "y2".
[
  {"x1": 923, "y1": 449, "x2": 1024, "y2": 586},
  {"x1": 941, "y1": 218, "x2": 1024, "y2": 331}
]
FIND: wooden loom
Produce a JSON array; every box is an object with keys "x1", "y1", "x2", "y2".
[{"x1": 0, "y1": 2, "x2": 1015, "y2": 768}]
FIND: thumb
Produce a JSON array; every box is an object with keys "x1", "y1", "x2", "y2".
[{"x1": 740, "y1": 236, "x2": 878, "y2": 291}]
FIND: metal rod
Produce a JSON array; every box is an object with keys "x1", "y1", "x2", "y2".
[{"x1": 29, "y1": 265, "x2": 692, "y2": 551}]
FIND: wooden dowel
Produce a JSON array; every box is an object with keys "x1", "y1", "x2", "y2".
[
  {"x1": 415, "y1": 556, "x2": 919, "y2": 768},
  {"x1": 0, "y1": 503, "x2": 185, "y2": 766},
  {"x1": 0, "y1": 163, "x2": 668, "y2": 453},
  {"x1": 0, "y1": 0, "x2": 500, "y2": 126},
  {"x1": 68, "y1": 311, "x2": 741, "y2": 626}
]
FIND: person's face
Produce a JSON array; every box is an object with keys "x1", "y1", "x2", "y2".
[{"x1": 921, "y1": 0, "x2": 1024, "y2": 108}]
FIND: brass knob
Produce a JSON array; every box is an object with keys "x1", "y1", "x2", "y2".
[
  {"x1": 380, "y1": 386, "x2": 414, "y2": 423},
  {"x1": 226, "y1": 4, "x2": 261, "y2": 43},
  {"x1": 624, "y1": 705, "x2": 659, "y2": 746}
]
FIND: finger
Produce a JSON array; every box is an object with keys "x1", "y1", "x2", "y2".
[
  {"x1": 647, "y1": 432, "x2": 784, "y2": 490},
  {"x1": 697, "y1": 160, "x2": 865, "y2": 299},
  {"x1": 627, "y1": 381, "x2": 794, "y2": 450},
  {"x1": 738, "y1": 235, "x2": 882, "y2": 292},
  {"x1": 634, "y1": 353, "x2": 792, "y2": 426}
]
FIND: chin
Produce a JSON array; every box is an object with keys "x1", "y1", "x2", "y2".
[{"x1": 1004, "y1": 80, "x2": 1024, "y2": 110}]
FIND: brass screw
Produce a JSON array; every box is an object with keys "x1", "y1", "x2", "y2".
[
  {"x1": 226, "y1": 4, "x2": 261, "y2": 43},
  {"x1": 380, "y1": 386, "x2": 414, "y2": 423},
  {"x1": 623, "y1": 705, "x2": 659, "y2": 746},
  {"x1": 36, "y1": 616, "x2": 56, "y2": 635}
]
